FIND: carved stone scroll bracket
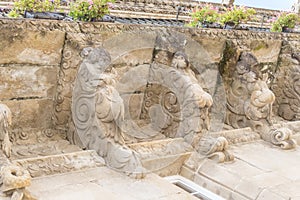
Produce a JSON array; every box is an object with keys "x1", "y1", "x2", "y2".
[
  {"x1": 195, "y1": 135, "x2": 234, "y2": 163},
  {"x1": 261, "y1": 127, "x2": 297, "y2": 150},
  {"x1": 0, "y1": 164, "x2": 35, "y2": 200},
  {"x1": 70, "y1": 47, "x2": 145, "y2": 179},
  {"x1": 0, "y1": 104, "x2": 12, "y2": 158}
]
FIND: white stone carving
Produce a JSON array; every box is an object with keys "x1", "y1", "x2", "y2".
[{"x1": 70, "y1": 47, "x2": 145, "y2": 178}]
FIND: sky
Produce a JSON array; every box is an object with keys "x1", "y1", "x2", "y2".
[{"x1": 200, "y1": 0, "x2": 296, "y2": 11}]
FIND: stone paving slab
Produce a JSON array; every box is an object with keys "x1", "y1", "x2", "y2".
[
  {"x1": 28, "y1": 166, "x2": 198, "y2": 200},
  {"x1": 190, "y1": 140, "x2": 300, "y2": 200}
]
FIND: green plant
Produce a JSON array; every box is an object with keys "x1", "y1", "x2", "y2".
[
  {"x1": 69, "y1": 0, "x2": 114, "y2": 22},
  {"x1": 188, "y1": 5, "x2": 219, "y2": 27},
  {"x1": 7, "y1": 9, "x2": 20, "y2": 17},
  {"x1": 220, "y1": 6, "x2": 256, "y2": 26},
  {"x1": 270, "y1": 12, "x2": 299, "y2": 32},
  {"x1": 8, "y1": 0, "x2": 60, "y2": 17}
]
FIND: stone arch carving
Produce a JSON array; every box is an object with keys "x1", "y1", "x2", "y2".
[{"x1": 69, "y1": 30, "x2": 233, "y2": 175}]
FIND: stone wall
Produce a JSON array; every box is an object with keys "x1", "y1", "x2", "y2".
[
  {"x1": 0, "y1": 25, "x2": 65, "y2": 131},
  {"x1": 0, "y1": 18, "x2": 299, "y2": 136}
]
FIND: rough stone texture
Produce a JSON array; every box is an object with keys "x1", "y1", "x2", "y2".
[
  {"x1": 103, "y1": 32, "x2": 157, "y2": 61},
  {"x1": 128, "y1": 138, "x2": 193, "y2": 177},
  {"x1": 0, "y1": 65, "x2": 58, "y2": 100},
  {"x1": 2, "y1": 99, "x2": 53, "y2": 130},
  {"x1": 190, "y1": 37, "x2": 226, "y2": 65},
  {"x1": 13, "y1": 150, "x2": 104, "y2": 178},
  {"x1": 249, "y1": 40, "x2": 282, "y2": 63},
  {"x1": 0, "y1": 29, "x2": 65, "y2": 65}
]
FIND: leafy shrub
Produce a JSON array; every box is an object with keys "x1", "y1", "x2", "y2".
[
  {"x1": 270, "y1": 12, "x2": 299, "y2": 32},
  {"x1": 69, "y1": 0, "x2": 114, "y2": 21},
  {"x1": 188, "y1": 5, "x2": 219, "y2": 27},
  {"x1": 8, "y1": 0, "x2": 61, "y2": 17},
  {"x1": 220, "y1": 6, "x2": 256, "y2": 26}
]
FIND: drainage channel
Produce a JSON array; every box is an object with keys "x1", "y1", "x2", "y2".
[{"x1": 165, "y1": 175, "x2": 226, "y2": 200}]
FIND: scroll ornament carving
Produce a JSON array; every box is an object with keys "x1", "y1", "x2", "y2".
[
  {"x1": 225, "y1": 52, "x2": 296, "y2": 149},
  {"x1": 0, "y1": 104, "x2": 12, "y2": 158},
  {"x1": 146, "y1": 50, "x2": 233, "y2": 162},
  {"x1": 197, "y1": 135, "x2": 234, "y2": 163},
  {"x1": 70, "y1": 47, "x2": 144, "y2": 178},
  {"x1": 268, "y1": 127, "x2": 296, "y2": 150}
]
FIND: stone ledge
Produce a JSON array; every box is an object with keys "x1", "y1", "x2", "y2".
[{"x1": 13, "y1": 150, "x2": 105, "y2": 178}]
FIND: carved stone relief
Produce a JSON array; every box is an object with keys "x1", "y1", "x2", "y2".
[
  {"x1": 67, "y1": 29, "x2": 235, "y2": 176},
  {"x1": 69, "y1": 47, "x2": 145, "y2": 178},
  {"x1": 272, "y1": 51, "x2": 300, "y2": 121},
  {"x1": 223, "y1": 51, "x2": 296, "y2": 149},
  {"x1": 140, "y1": 31, "x2": 233, "y2": 162}
]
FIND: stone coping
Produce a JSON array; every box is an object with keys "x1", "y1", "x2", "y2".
[{"x1": 0, "y1": 18, "x2": 299, "y2": 41}]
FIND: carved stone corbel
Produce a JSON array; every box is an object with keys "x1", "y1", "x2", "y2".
[
  {"x1": 145, "y1": 48, "x2": 234, "y2": 163},
  {"x1": 224, "y1": 52, "x2": 297, "y2": 150},
  {"x1": 69, "y1": 47, "x2": 145, "y2": 178},
  {"x1": 261, "y1": 127, "x2": 296, "y2": 150},
  {"x1": 194, "y1": 135, "x2": 234, "y2": 163}
]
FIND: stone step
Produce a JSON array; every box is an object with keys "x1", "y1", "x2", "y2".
[
  {"x1": 25, "y1": 167, "x2": 198, "y2": 200},
  {"x1": 12, "y1": 150, "x2": 105, "y2": 178},
  {"x1": 128, "y1": 138, "x2": 193, "y2": 177},
  {"x1": 210, "y1": 127, "x2": 261, "y2": 145},
  {"x1": 8, "y1": 139, "x2": 105, "y2": 178},
  {"x1": 10, "y1": 139, "x2": 82, "y2": 160}
]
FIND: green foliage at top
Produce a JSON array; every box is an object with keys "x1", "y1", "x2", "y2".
[
  {"x1": 69, "y1": 0, "x2": 114, "y2": 21},
  {"x1": 270, "y1": 13, "x2": 299, "y2": 32},
  {"x1": 188, "y1": 5, "x2": 219, "y2": 27},
  {"x1": 8, "y1": 0, "x2": 60, "y2": 17},
  {"x1": 220, "y1": 6, "x2": 256, "y2": 26}
]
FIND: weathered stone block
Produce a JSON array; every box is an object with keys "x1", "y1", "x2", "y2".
[
  {"x1": 3, "y1": 99, "x2": 53, "y2": 129},
  {"x1": 128, "y1": 138, "x2": 193, "y2": 177},
  {"x1": 249, "y1": 40, "x2": 282, "y2": 63},
  {"x1": 112, "y1": 48, "x2": 154, "y2": 67},
  {"x1": 0, "y1": 29, "x2": 65, "y2": 65},
  {"x1": 190, "y1": 38, "x2": 226, "y2": 64},
  {"x1": 0, "y1": 65, "x2": 58, "y2": 100},
  {"x1": 103, "y1": 32, "x2": 156, "y2": 60}
]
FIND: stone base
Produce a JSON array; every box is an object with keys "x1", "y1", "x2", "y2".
[{"x1": 128, "y1": 138, "x2": 193, "y2": 177}]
